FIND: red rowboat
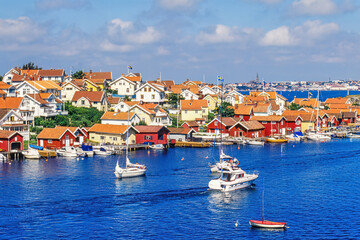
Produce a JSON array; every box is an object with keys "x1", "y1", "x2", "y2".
[{"x1": 249, "y1": 220, "x2": 287, "y2": 229}]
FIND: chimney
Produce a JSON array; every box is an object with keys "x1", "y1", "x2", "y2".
[
  {"x1": 90, "y1": 69, "x2": 92, "y2": 74},
  {"x1": 156, "y1": 78, "x2": 160, "y2": 83},
  {"x1": 121, "y1": 73, "x2": 124, "y2": 76}
]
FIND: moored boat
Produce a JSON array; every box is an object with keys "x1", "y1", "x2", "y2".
[
  {"x1": 249, "y1": 220, "x2": 287, "y2": 229},
  {"x1": 149, "y1": 144, "x2": 164, "y2": 150},
  {"x1": 93, "y1": 146, "x2": 113, "y2": 155},
  {"x1": 264, "y1": 137, "x2": 288, "y2": 143},
  {"x1": 246, "y1": 140, "x2": 264, "y2": 146},
  {"x1": 57, "y1": 146, "x2": 79, "y2": 157},
  {"x1": 22, "y1": 148, "x2": 41, "y2": 159}
]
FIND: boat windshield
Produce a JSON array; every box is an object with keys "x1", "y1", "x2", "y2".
[{"x1": 220, "y1": 173, "x2": 231, "y2": 181}]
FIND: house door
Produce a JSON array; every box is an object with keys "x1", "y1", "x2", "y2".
[
  {"x1": 79, "y1": 136, "x2": 84, "y2": 144},
  {"x1": 40, "y1": 139, "x2": 44, "y2": 147},
  {"x1": 65, "y1": 135, "x2": 70, "y2": 147}
]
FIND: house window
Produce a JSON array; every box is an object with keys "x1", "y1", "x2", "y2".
[
  {"x1": 81, "y1": 100, "x2": 85, "y2": 105},
  {"x1": 48, "y1": 140, "x2": 52, "y2": 143},
  {"x1": 262, "y1": 121, "x2": 267, "y2": 124},
  {"x1": 195, "y1": 110, "x2": 198, "y2": 114},
  {"x1": 126, "y1": 88, "x2": 129, "y2": 93},
  {"x1": 145, "y1": 135, "x2": 153, "y2": 140},
  {"x1": 100, "y1": 136, "x2": 105, "y2": 140},
  {"x1": 202, "y1": 109, "x2": 205, "y2": 113},
  {"x1": 296, "y1": 120, "x2": 301, "y2": 125},
  {"x1": 271, "y1": 121, "x2": 276, "y2": 124},
  {"x1": 141, "y1": 95, "x2": 144, "y2": 99},
  {"x1": 159, "y1": 134, "x2": 163, "y2": 140},
  {"x1": 185, "y1": 110, "x2": 188, "y2": 114},
  {"x1": 71, "y1": 139, "x2": 73, "y2": 144},
  {"x1": 152, "y1": 94, "x2": 155, "y2": 99},
  {"x1": 62, "y1": 139, "x2": 65, "y2": 144},
  {"x1": 113, "y1": 137, "x2": 117, "y2": 141},
  {"x1": 144, "y1": 88, "x2": 147, "y2": 92}
]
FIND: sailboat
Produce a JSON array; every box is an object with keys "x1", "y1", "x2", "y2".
[
  {"x1": 249, "y1": 179, "x2": 287, "y2": 229},
  {"x1": 208, "y1": 76, "x2": 259, "y2": 192},
  {"x1": 306, "y1": 89, "x2": 331, "y2": 141},
  {"x1": 114, "y1": 111, "x2": 146, "y2": 179}
]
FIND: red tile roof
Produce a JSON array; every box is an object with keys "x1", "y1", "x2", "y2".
[
  {"x1": 0, "y1": 97, "x2": 23, "y2": 109},
  {"x1": 37, "y1": 128, "x2": 72, "y2": 139},
  {"x1": 72, "y1": 91, "x2": 105, "y2": 102},
  {"x1": 89, "y1": 124, "x2": 131, "y2": 135},
  {"x1": 0, "y1": 130, "x2": 18, "y2": 139},
  {"x1": 134, "y1": 125, "x2": 169, "y2": 133},
  {"x1": 180, "y1": 99, "x2": 207, "y2": 110},
  {"x1": 39, "y1": 69, "x2": 64, "y2": 76},
  {"x1": 101, "y1": 112, "x2": 135, "y2": 120}
]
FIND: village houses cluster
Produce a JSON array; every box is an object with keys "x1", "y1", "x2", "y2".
[{"x1": 0, "y1": 66, "x2": 358, "y2": 152}]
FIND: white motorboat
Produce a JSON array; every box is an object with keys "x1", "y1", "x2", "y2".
[
  {"x1": 149, "y1": 144, "x2": 164, "y2": 150},
  {"x1": 348, "y1": 133, "x2": 360, "y2": 138},
  {"x1": 22, "y1": 148, "x2": 41, "y2": 159},
  {"x1": 208, "y1": 166, "x2": 259, "y2": 192},
  {"x1": 209, "y1": 150, "x2": 239, "y2": 173},
  {"x1": 285, "y1": 134, "x2": 302, "y2": 142},
  {"x1": 57, "y1": 146, "x2": 78, "y2": 157},
  {"x1": 306, "y1": 132, "x2": 331, "y2": 141},
  {"x1": 93, "y1": 146, "x2": 113, "y2": 155},
  {"x1": 81, "y1": 143, "x2": 94, "y2": 157},
  {"x1": 114, "y1": 110, "x2": 147, "y2": 179},
  {"x1": 246, "y1": 140, "x2": 264, "y2": 146}
]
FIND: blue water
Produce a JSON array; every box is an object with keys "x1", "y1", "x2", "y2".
[
  {"x1": 1, "y1": 139, "x2": 360, "y2": 239},
  {"x1": 238, "y1": 90, "x2": 360, "y2": 102}
]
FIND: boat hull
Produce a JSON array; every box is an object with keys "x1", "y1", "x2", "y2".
[
  {"x1": 114, "y1": 168, "x2": 146, "y2": 179},
  {"x1": 208, "y1": 174, "x2": 258, "y2": 192},
  {"x1": 94, "y1": 150, "x2": 112, "y2": 156},
  {"x1": 249, "y1": 220, "x2": 287, "y2": 229},
  {"x1": 264, "y1": 138, "x2": 288, "y2": 143}
]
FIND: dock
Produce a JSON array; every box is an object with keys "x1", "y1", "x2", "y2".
[
  {"x1": 175, "y1": 141, "x2": 211, "y2": 148},
  {"x1": 38, "y1": 149, "x2": 57, "y2": 158}
]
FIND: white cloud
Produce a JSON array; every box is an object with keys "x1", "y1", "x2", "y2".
[
  {"x1": 100, "y1": 40, "x2": 135, "y2": 52},
  {"x1": 106, "y1": 18, "x2": 161, "y2": 45},
  {"x1": 291, "y1": 0, "x2": 337, "y2": 15},
  {"x1": 156, "y1": 46, "x2": 170, "y2": 55},
  {"x1": 195, "y1": 24, "x2": 241, "y2": 44},
  {"x1": 260, "y1": 20, "x2": 339, "y2": 46},
  {"x1": 0, "y1": 17, "x2": 45, "y2": 43},
  {"x1": 157, "y1": 0, "x2": 201, "y2": 10}
]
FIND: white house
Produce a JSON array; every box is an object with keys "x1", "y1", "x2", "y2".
[
  {"x1": 61, "y1": 81, "x2": 82, "y2": 102},
  {"x1": 180, "y1": 89, "x2": 199, "y2": 100},
  {"x1": 130, "y1": 104, "x2": 172, "y2": 126},
  {"x1": 39, "y1": 69, "x2": 65, "y2": 83},
  {"x1": 0, "y1": 109, "x2": 29, "y2": 140},
  {"x1": 109, "y1": 75, "x2": 137, "y2": 96},
  {"x1": 21, "y1": 93, "x2": 66, "y2": 118},
  {"x1": 100, "y1": 112, "x2": 140, "y2": 125},
  {"x1": 2, "y1": 68, "x2": 20, "y2": 85},
  {"x1": 113, "y1": 101, "x2": 140, "y2": 112},
  {"x1": 15, "y1": 81, "x2": 63, "y2": 98},
  {"x1": 134, "y1": 83, "x2": 166, "y2": 104},
  {"x1": 199, "y1": 86, "x2": 216, "y2": 96}
]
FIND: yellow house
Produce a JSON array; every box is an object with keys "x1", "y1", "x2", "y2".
[
  {"x1": 299, "y1": 113, "x2": 315, "y2": 132},
  {"x1": 88, "y1": 124, "x2": 138, "y2": 144},
  {"x1": 203, "y1": 94, "x2": 219, "y2": 111},
  {"x1": 180, "y1": 99, "x2": 209, "y2": 121},
  {"x1": 71, "y1": 91, "x2": 110, "y2": 111},
  {"x1": 83, "y1": 79, "x2": 101, "y2": 91}
]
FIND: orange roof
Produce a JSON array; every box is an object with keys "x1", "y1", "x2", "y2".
[
  {"x1": 20, "y1": 69, "x2": 39, "y2": 76},
  {"x1": 126, "y1": 76, "x2": 142, "y2": 82},
  {"x1": 84, "y1": 71, "x2": 112, "y2": 80},
  {"x1": 180, "y1": 99, "x2": 207, "y2": 110},
  {"x1": 101, "y1": 112, "x2": 135, "y2": 120},
  {"x1": 327, "y1": 103, "x2": 351, "y2": 109},
  {"x1": 253, "y1": 103, "x2": 270, "y2": 113},
  {"x1": 0, "y1": 89, "x2": 6, "y2": 95},
  {"x1": 26, "y1": 94, "x2": 48, "y2": 104},
  {"x1": 135, "y1": 125, "x2": 169, "y2": 133},
  {"x1": 37, "y1": 128, "x2": 73, "y2": 139},
  {"x1": 121, "y1": 101, "x2": 139, "y2": 107},
  {"x1": 234, "y1": 105, "x2": 253, "y2": 115},
  {"x1": 250, "y1": 115, "x2": 284, "y2": 122},
  {"x1": 325, "y1": 97, "x2": 349, "y2": 104},
  {"x1": 72, "y1": 91, "x2": 105, "y2": 102},
  {"x1": 26, "y1": 81, "x2": 62, "y2": 91},
  {"x1": 182, "y1": 121, "x2": 199, "y2": 127},
  {"x1": 55, "y1": 126, "x2": 82, "y2": 134},
  {"x1": 0, "y1": 82, "x2": 13, "y2": 89},
  {"x1": 0, "y1": 97, "x2": 23, "y2": 109},
  {"x1": 39, "y1": 69, "x2": 64, "y2": 76},
  {"x1": 236, "y1": 120, "x2": 265, "y2": 131},
  {"x1": 250, "y1": 91, "x2": 276, "y2": 99},
  {"x1": 167, "y1": 127, "x2": 193, "y2": 134},
  {"x1": 0, "y1": 130, "x2": 19, "y2": 139},
  {"x1": 89, "y1": 124, "x2": 131, "y2": 135},
  {"x1": 39, "y1": 93, "x2": 52, "y2": 99},
  {"x1": 243, "y1": 95, "x2": 268, "y2": 104},
  {"x1": 107, "y1": 96, "x2": 120, "y2": 105}
]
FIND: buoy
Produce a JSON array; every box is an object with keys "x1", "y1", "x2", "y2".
[
  {"x1": 147, "y1": 151, "x2": 150, "y2": 154},
  {"x1": 205, "y1": 156, "x2": 209, "y2": 159},
  {"x1": 293, "y1": 145, "x2": 295, "y2": 148},
  {"x1": 45, "y1": 159, "x2": 48, "y2": 162},
  {"x1": 238, "y1": 146, "x2": 240, "y2": 150},
  {"x1": 181, "y1": 157, "x2": 184, "y2": 161},
  {"x1": 235, "y1": 220, "x2": 239, "y2": 227}
]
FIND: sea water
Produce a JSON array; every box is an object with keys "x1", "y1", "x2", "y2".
[{"x1": 1, "y1": 138, "x2": 360, "y2": 239}]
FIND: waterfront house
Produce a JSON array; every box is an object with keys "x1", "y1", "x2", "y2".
[
  {"x1": 206, "y1": 117, "x2": 240, "y2": 136},
  {"x1": 88, "y1": 124, "x2": 138, "y2": 145},
  {"x1": 341, "y1": 111, "x2": 356, "y2": 125},
  {"x1": 61, "y1": 81, "x2": 82, "y2": 102},
  {"x1": 0, "y1": 109, "x2": 29, "y2": 140},
  {"x1": 0, "y1": 97, "x2": 34, "y2": 125},
  {"x1": 281, "y1": 110, "x2": 303, "y2": 133},
  {"x1": 180, "y1": 99, "x2": 208, "y2": 121},
  {"x1": 100, "y1": 112, "x2": 140, "y2": 125},
  {"x1": 109, "y1": 75, "x2": 137, "y2": 97},
  {"x1": 228, "y1": 120, "x2": 265, "y2": 138},
  {"x1": 134, "y1": 125, "x2": 170, "y2": 145},
  {"x1": 71, "y1": 91, "x2": 110, "y2": 111},
  {"x1": 181, "y1": 121, "x2": 199, "y2": 132},
  {"x1": 37, "y1": 128, "x2": 77, "y2": 149},
  {"x1": 234, "y1": 105, "x2": 253, "y2": 120},
  {"x1": 250, "y1": 115, "x2": 287, "y2": 136},
  {"x1": 54, "y1": 126, "x2": 88, "y2": 145},
  {"x1": 253, "y1": 103, "x2": 272, "y2": 116},
  {"x1": 0, "y1": 130, "x2": 23, "y2": 152},
  {"x1": 167, "y1": 127, "x2": 196, "y2": 142}
]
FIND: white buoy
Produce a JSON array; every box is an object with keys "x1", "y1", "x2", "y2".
[{"x1": 235, "y1": 220, "x2": 239, "y2": 227}]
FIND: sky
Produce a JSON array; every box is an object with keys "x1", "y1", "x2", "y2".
[{"x1": 1, "y1": 0, "x2": 360, "y2": 83}]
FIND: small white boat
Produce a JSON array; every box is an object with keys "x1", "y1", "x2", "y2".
[
  {"x1": 347, "y1": 133, "x2": 360, "y2": 138},
  {"x1": 22, "y1": 148, "x2": 41, "y2": 159},
  {"x1": 114, "y1": 157, "x2": 147, "y2": 178},
  {"x1": 306, "y1": 132, "x2": 331, "y2": 141},
  {"x1": 0, "y1": 153, "x2": 7, "y2": 161},
  {"x1": 93, "y1": 146, "x2": 113, "y2": 155},
  {"x1": 246, "y1": 140, "x2": 264, "y2": 146},
  {"x1": 57, "y1": 146, "x2": 78, "y2": 157},
  {"x1": 208, "y1": 166, "x2": 258, "y2": 192},
  {"x1": 149, "y1": 144, "x2": 164, "y2": 150}
]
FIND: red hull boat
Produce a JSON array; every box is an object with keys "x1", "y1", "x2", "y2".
[{"x1": 249, "y1": 220, "x2": 287, "y2": 229}]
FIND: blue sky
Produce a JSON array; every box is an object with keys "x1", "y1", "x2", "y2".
[{"x1": 1, "y1": 0, "x2": 359, "y2": 83}]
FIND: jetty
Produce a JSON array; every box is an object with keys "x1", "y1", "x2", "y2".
[{"x1": 175, "y1": 141, "x2": 211, "y2": 148}]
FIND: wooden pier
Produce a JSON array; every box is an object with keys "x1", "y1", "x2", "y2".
[
  {"x1": 38, "y1": 149, "x2": 57, "y2": 158},
  {"x1": 175, "y1": 141, "x2": 211, "y2": 148}
]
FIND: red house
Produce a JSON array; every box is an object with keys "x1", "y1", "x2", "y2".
[
  {"x1": 134, "y1": 126, "x2": 170, "y2": 145},
  {"x1": 250, "y1": 115, "x2": 286, "y2": 136},
  {"x1": 55, "y1": 126, "x2": 88, "y2": 145},
  {"x1": 206, "y1": 117, "x2": 240, "y2": 136},
  {"x1": 341, "y1": 111, "x2": 356, "y2": 125},
  {"x1": 181, "y1": 121, "x2": 199, "y2": 132},
  {"x1": 234, "y1": 105, "x2": 253, "y2": 121},
  {"x1": 0, "y1": 130, "x2": 23, "y2": 152},
  {"x1": 37, "y1": 128, "x2": 77, "y2": 149},
  {"x1": 229, "y1": 121, "x2": 265, "y2": 138}
]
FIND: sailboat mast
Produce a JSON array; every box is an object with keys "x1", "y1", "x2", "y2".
[
  {"x1": 220, "y1": 77, "x2": 224, "y2": 152},
  {"x1": 262, "y1": 178, "x2": 265, "y2": 222},
  {"x1": 126, "y1": 109, "x2": 130, "y2": 159},
  {"x1": 317, "y1": 89, "x2": 319, "y2": 133}
]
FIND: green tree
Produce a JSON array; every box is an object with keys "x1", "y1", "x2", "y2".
[
  {"x1": 288, "y1": 102, "x2": 301, "y2": 110},
  {"x1": 22, "y1": 62, "x2": 42, "y2": 70},
  {"x1": 214, "y1": 102, "x2": 234, "y2": 117},
  {"x1": 138, "y1": 120, "x2": 147, "y2": 125},
  {"x1": 72, "y1": 70, "x2": 85, "y2": 79},
  {"x1": 168, "y1": 93, "x2": 184, "y2": 107},
  {"x1": 0, "y1": 75, "x2": 3, "y2": 81},
  {"x1": 123, "y1": 95, "x2": 132, "y2": 101}
]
